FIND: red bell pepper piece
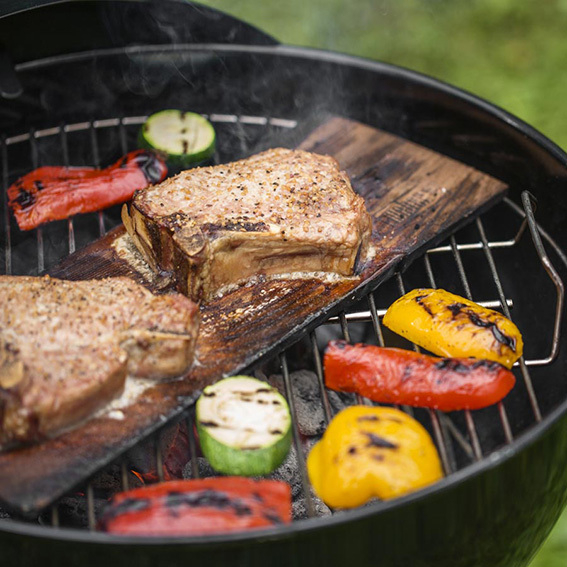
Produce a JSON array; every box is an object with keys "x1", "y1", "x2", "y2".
[
  {"x1": 324, "y1": 340, "x2": 516, "y2": 411},
  {"x1": 7, "y1": 150, "x2": 167, "y2": 231},
  {"x1": 99, "y1": 477, "x2": 292, "y2": 536}
]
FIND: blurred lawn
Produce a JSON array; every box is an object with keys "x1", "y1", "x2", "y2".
[
  {"x1": 201, "y1": 0, "x2": 567, "y2": 150},
  {"x1": 199, "y1": 1, "x2": 567, "y2": 564}
]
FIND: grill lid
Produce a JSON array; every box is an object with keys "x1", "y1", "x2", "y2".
[{"x1": 0, "y1": 0, "x2": 277, "y2": 67}]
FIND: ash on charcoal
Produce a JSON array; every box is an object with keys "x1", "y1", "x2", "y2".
[
  {"x1": 293, "y1": 489, "x2": 331, "y2": 520},
  {"x1": 269, "y1": 370, "x2": 347, "y2": 437},
  {"x1": 268, "y1": 446, "x2": 331, "y2": 519},
  {"x1": 267, "y1": 446, "x2": 303, "y2": 499},
  {"x1": 182, "y1": 456, "x2": 217, "y2": 479}
]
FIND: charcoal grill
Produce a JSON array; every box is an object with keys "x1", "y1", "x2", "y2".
[{"x1": 2, "y1": 1, "x2": 567, "y2": 566}]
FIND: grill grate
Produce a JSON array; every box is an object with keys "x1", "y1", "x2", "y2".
[{"x1": 1, "y1": 114, "x2": 565, "y2": 532}]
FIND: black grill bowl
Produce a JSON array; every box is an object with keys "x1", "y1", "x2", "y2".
[{"x1": 1, "y1": 2, "x2": 567, "y2": 566}]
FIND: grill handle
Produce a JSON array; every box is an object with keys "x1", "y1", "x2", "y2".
[{"x1": 521, "y1": 190, "x2": 565, "y2": 365}]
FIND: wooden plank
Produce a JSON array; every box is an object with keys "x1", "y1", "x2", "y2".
[{"x1": 0, "y1": 116, "x2": 506, "y2": 515}]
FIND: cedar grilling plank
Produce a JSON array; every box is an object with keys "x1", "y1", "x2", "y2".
[
  {"x1": 0, "y1": 276, "x2": 199, "y2": 447},
  {"x1": 123, "y1": 148, "x2": 372, "y2": 301}
]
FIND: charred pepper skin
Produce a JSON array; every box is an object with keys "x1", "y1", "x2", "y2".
[
  {"x1": 383, "y1": 288, "x2": 523, "y2": 369},
  {"x1": 307, "y1": 406, "x2": 443, "y2": 508},
  {"x1": 324, "y1": 340, "x2": 516, "y2": 411},
  {"x1": 7, "y1": 150, "x2": 168, "y2": 231},
  {"x1": 98, "y1": 478, "x2": 291, "y2": 536}
]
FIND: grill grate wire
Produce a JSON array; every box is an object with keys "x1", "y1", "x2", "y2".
[{"x1": 0, "y1": 115, "x2": 564, "y2": 530}]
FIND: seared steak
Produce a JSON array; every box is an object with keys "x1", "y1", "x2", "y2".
[
  {"x1": 0, "y1": 276, "x2": 199, "y2": 447},
  {"x1": 123, "y1": 148, "x2": 371, "y2": 301}
]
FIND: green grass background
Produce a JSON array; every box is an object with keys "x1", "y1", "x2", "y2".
[{"x1": 198, "y1": 1, "x2": 567, "y2": 564}]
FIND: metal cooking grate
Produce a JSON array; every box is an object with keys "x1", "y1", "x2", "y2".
[{"x1": 1, "y1": 115, "x2": 564, "y2": 531}]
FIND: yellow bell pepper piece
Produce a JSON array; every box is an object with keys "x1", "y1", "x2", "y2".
[
  {"x1": 383, "y1": 288, "x2": 523, "y2": 369},
  {"x1": 307, "y1": 406, "x2": 443, "y2": 508}
]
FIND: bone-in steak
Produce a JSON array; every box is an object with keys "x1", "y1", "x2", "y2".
[
  {"x1": 123, "y1": 148, "x2": 372, "y2": 301},
  {"x1": 0, "y1": 276, "x2": 199, "y2": 447}
]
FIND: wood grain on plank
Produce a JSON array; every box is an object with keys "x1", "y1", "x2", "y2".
[{"x1": 0, "y1": 116, "x2": 506, "y2": 514}]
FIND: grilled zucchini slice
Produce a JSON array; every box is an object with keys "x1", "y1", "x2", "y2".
[
  {"x1": 196, "y1": 376, "x2": 292, "y2": 476},
  {"x1": 139, "y1": 110, "x2": 215, "y2": 167}
]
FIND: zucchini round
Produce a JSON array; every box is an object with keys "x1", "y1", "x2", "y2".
[
  {"x1": 139, "y1": 110, "x2": 215, "y2": 167},
  {"x1": 196, "y1": 376, "x2": 292, "y2": 476}
]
